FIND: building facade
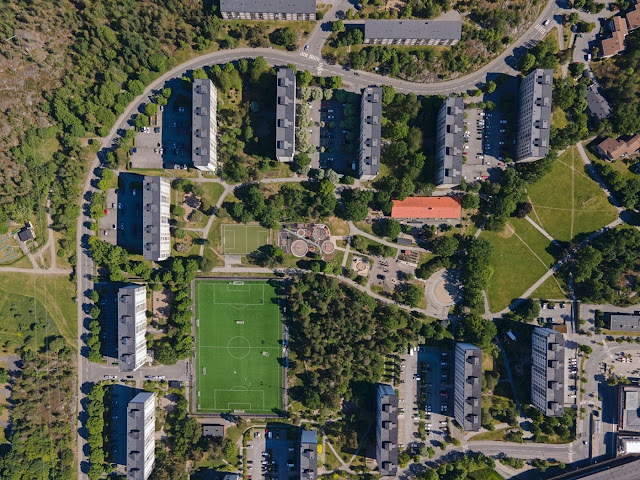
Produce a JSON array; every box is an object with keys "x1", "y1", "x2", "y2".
[
  {"x1": 127, "y1": 391, "x2": 156, "y2": 480},
  {"x1": 619, "y1": 384, "x2": 640, "y2": 433},
  {"x1": 358, "y1": 86, "x2": 382, "y2": 180},
  {"x1": 299, "y1": 429, "x2": 318, "y2": 480},
  {"x1": 220, "y1": 0, "x2": 316, "y2": 20},
  {"x1": 192, "y1": 78, "x2": 218, "y2": 172},
  {"x1": 454, "y1": 343, "x2": 482, "y2": 431},
  {"x1": 142, "y1": 176, "x2": 171, "y2": 262},
  {"x1": 596, "y1": 134, "x2": 640, "y2": 161},
  {"x1": 118, "y1": 285, "x2": 148, "y2": 372},
  {"x1": 276, "y1": 68, "x2": 296, "y2": 162},
  {"x1": 531, "y1": 327, "x2": 565, "y2": 417},
  {"x1": 515, "y1": 69, "x2": 553, "y2": 161},
  {"x1": 376, "y1": 384, "x2": 398, "y2": 477},
  {"x1": 436, "y1": 97, "x2": 464, "y2": 185},
  {"x1": 363, "y1": 19, "x2": 461, "y2": 46}
]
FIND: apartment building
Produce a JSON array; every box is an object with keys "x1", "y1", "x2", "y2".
[
  {"x1": 358, "y1": 86, "x2": 382, "y2": 180},
  {"x1": 363, "y1": 19, "x2": 461, "y2": 46},
  {"x1": 142, "y1": 176, "x2": 171, "y2": 262},
  {"x1": 192, "y1": 78, "x2": 218, "y2": 172},
  {"x1": 454, "y1": 343, "x2": 482, "y2": 431},
  {"x1": 376, "y1": 384, "x2": 398, "y2": 477},
  {"x1": 299, "y1": 429, "x2": 318, "y2": 480},
  {"x1": 276, "y1": 67, "x2": 296, "y2": 162},
  {"x1": 531, "y1": 327, "x2": 565, "y2": 417},
  {"x1": 436, "y1": 96, "x2": 464, "y2": 185},
  {"x1": 220, "y1": 0, "x2": 316, "y2": 20},
  {"x1": 127, "y1": 392, "x2": 156, "y2": 480},
  {"x1": 117, "y1": 285, "x2": 148, "y2": 372},
  {"x1": 515, "y1": 69, "x2": 553, "y2": 161}
]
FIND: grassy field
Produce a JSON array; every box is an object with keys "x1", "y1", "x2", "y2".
[
  {"x1": 482, "y1": 217, "x2": 555, "y2": 312},
  {"x1": 195, "y1": 279, "x2": 282, "y2": 414},
  {"x1": 0, "y1": 273, "x2": 77, "y2": 352},
  {"x1": 532, "y1": 274, "x2": 568, "y2": 300},
  {"x1": 527, "y1": 147, "x2": 618, "y2": 242},
  {"x1": 469, "y1": 427, "x2": 511, "y2": 442},
  {"x1": 469, "y1": 468, "x2": 504, "y2": 480},
  {"x1": 222, "y1": 224, "x2": 271, "y2": 255}
]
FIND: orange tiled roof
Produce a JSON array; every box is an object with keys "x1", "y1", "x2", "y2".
[
  {"x1": 391, "y1": 196, "x2": 462, "y2": 219},
  {"x1": 626, "y1": 3, "x2": 640, "y2": 30}
]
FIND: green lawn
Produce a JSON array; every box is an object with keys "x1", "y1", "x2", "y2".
[
  {"x1": 469, "y1": 468, "x2": 504, "y2": 480},
  {"x1": 468, "y1": 428, "x2": 511, "y2": 442},
  {"x1": 222, "y1": 224, "x2": 271, "y2": 255},
  {"x1": 531, "y1": 274, "x2": 567, "y2": 300},
  {"x1": 527, "y1": 146, "x2": 618, "y2": 242},
  {"x1": 0, "y1": 274, "x2": 77, "y2": 352},
  {"x1": 482, "y1": 217, "x2": 554, "y2": 312},
  {"x1": 195, "y1": 279, "x2": 283, "y2": 414},
  {"x1": 201, "y1": 182, "x2": 225, "y2": 207}
]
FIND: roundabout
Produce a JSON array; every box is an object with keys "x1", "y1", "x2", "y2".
[{"x1": 425, "y1": 268, "x2": 461, "y2": 319}]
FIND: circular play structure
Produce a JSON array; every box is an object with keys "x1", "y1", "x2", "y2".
[
  {"x1": 312, "y1": 226, "x2": 328, "y2": 241},
  {"x1": 321, "y1": 240, "x2": 335, "y2": 254},
  {"x1": 291, "y1": 239, "x2": 309, "y2": 258}
]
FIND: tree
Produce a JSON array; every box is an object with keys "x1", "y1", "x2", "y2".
[
  {"x1": 519, "y1": 52, "x2": 536, "y2": 73},
  {"x1": 249, "y1": 244, "x2": 284, "y2": 267},
  {"x1": 461, "y1": 193, "x2": 479, "y2": 209},
  {"x1": 144, "y1": 103, "x2": 158, "y2": 117},
  {"x1": 332, "y1": 20, "x2": 344, "y2": 32},
  {"x1": 405, "y1": 284, "x2": 424, "y2": 307},
  {"x1": 432, "y1": 236, "x2": 459, "y2": 258},
  {"x1": 514, "y1": 202, "x2": 533, "y2": 218},
  {"x1": 456, "y1": 315, "x2": 497, "y2": 350},
  {"x1": 330, "y1": 76, "x2": 342, "y2": 89},
  {"x1": 298, "y1": 70, "x2": 313, "y2": 87},
  {"x1": 0, "y1": 368, "x2": 8, "y2": 383},
  {"x1": 485, "y1": 81, "x2": 497, "y2": 93},
  {"x1": 517, "y1": 298, "x2": 540, "y2": 321}
]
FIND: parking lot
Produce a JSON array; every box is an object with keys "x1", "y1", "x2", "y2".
[
  {"x1": 129, "y1": 84, "x2": 192, "y2": 170},
  {"x1": 418, "y1": 346, "x2": 451, "y2": 440},
  {"x1": 112, "y1": 173, "x2": 144, "y2": 253},
  {"x1": 368, "y1": 256, "x2": 418, "y2": 293},
  {"x1": 98, "y1": 188, "x2": 119, "y2": 246},
  {"x1": 539, "y1": 301, "x2": 573, "y2": 327},
  {"x1": 249, "y1": 426, "x2": 297, "y2": 480},
  {"x1": 397, "y1": 351, "x2": 418, "y2": 448},
  {"x1": 319, "y1": 99, "x2": 355, "y2": 174}
]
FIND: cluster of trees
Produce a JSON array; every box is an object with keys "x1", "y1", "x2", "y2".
[
  {"x1": 330, "y1": 24, "x2": 365, "y2": 48},
  {"x1": 593, "y1": 161, "x2": 640, "y2": 210},
  {"x1": 481, "y1": 396, "x2": 518, "y2": 430},
  {"x1": 416, "y1": 453, "x2": 497, "y2": 480},
  {"x1": 573, "y1": 0, "x2": 605, "y2": 13},
  {"x1": 527, "y1": 405, "x2": 576, "y2": 443},
  {"x1": 593, "y1": 32, "x2": 640, "y2": 136},
  {"x1": 152, "y1": 257, "x2": 199, "y2": 365},
  {"x1": 519, "y1": 34, "x2": 560, "y2": 75},
  {"x1": 568, "y1": 227, "x2": 640, "y2": 304},
  {"x1": 372, "y1": 218, "x2": 402, "y2": 240},
  {"x1": 456, "y1": 315, "x2": 497, "y2": 350},
  {"x1": 287, "y1": 273, "x2": 429, "y2": 410},
  {"x1": 457, "y1": 237, "x2": 493, "y2": 313},
  {"x1": 151, "y1": 392, "x2": 203, "y2": 480},
  {"x1": 88, "y1": 290, "x2": 103, "y2": 362},
  {"x1": 347, "y1": 45, "x2": 440, "y2": 79},
  {"x1": 88, "y1": 236, "x2": 152, "y2": 282},
  {"x1": 269, "y1": 26, "x2": 298, "y2": 50},
  {"x1": 0, "y1": 328, "x2": 74, "y2": 478},
  {"x1": 87, "y1": 384, "x2": 107, "y2": 480},
  {"x1": 500, "y1": 457, "x2": 525, "y2": 469},
  {"x1": 550, "y1": 76, "x2": 590, "y2": 150},
  {"x1": 393, "y1": 283, "x2": 425, "y2": 308},
  {"x1": 226, "y1": 181, "x2": 337, "y2": 229}
]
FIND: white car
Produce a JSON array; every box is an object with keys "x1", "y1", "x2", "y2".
[
  {"x1": 304, "y1": 44, "x2": 309, "y2": 51},
  {"x1": 543, "y1": 19, "x2": 550, "y2": 26}
]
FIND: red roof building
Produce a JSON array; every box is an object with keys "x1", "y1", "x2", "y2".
[{"x1": 391, "y1": 196, "x2": 462, "y2": 220}]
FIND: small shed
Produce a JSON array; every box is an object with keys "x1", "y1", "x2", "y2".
[{"x1": 17, "y1": 222, "x2": 35, "y2": 242}]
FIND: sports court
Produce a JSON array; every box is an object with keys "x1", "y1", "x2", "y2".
[
  {"x1": 221, "y1": 224, "x2": 270, "y2": 255},
  {"x1": 195, "y1": 279, "x2": 283, "y2": 414}
]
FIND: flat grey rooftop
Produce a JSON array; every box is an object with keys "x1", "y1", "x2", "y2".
[
  {"x1": 364, "y1": 19, "x2": 461, "y2": 40},
  {"x1": 220, "y1": 0, "x2": 316, "y2": 14}
]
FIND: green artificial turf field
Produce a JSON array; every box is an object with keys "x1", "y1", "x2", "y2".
[
  {"x1": 195, "y1": 279, "x2": 282, "y2": 414},
  {"x1": 221, "y1": 224, "x2": 270, "y2": 255}
]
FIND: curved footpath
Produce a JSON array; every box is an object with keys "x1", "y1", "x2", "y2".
[{"x1": 74, "y1": 1, "x2": 568, "y2": 475}]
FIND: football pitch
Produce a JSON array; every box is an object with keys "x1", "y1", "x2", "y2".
[
  {"x1": 195, "y1": 279, "x2": 283, "y2": 414},
  {"x1": 222, "y1": 224, "x2": 270, "y2": 255}
]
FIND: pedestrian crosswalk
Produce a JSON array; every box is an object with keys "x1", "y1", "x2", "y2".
[{"x1": 535, "y1": 24, "x2": 547, "y2": 35}]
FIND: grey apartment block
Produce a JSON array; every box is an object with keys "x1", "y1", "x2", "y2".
[
  {"x1": 454, "y1": 342, "x2": 482, "y2": 431},
  {"x1": 531, "y1": 327, "x2": 565, "y2": 417},
  {"x1": 299, "y1": 429, "x2": 318, "y2": 480},
  {"x1": 142, "y1": 176, "x2": 171, "y2": 262},
  {"x1": 376, "y1": 383, "x2": 398, "y2": 477},
  {"x1": 117, "y1": 285, "x2": 148, "y2": 372},
  {"x1": 610, "y1": 313, "x2": 640, "y2": 331},
  {"x1": 436, "y1": 97, "x2": 464, "y2": 186},
  {"x1": 364, "y1": 20, "x2": 461, "y2": 46},
  {"x1": 220, "y1": 0, "x2": 316, "y2": 20},
  {"x1": 276, "y1": 68, "x2": 296, "y2": 162},
  {"x1": 358, "y1": 86, "x2": 382, "y2": 180},
  {"x1": 516, "y1": 69, "x2": 553, "y2": 161},
  {"x1": 586, "y1": 84, "x2": 612, "y2": 120},
  {"x1": 192, "y1": 78, "x2": 218, "y2": 172},
  {"x1": 127, "y1": 392, "x2": 156, "y2": 480}
]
